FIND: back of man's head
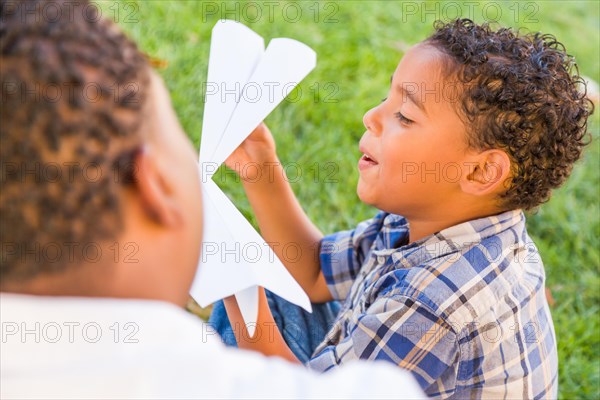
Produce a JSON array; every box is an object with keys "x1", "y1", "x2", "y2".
[
  {"x1": 1, "y1": 0, "x2": 151, "y2": 285},
  {"x1": 1, "y1": 1, "x2": 203, "y2": 304}
]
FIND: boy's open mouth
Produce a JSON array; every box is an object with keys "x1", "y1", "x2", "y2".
[
  {"x1": 358, "y1": 149, "x2": 378, "y2": 170},
  {"x1": 361, "y1": 154, "x2": 377, "y2": 163}
]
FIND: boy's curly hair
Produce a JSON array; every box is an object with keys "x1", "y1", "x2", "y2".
[
  {"x1": 426, "y1": 19, "x2": 593, "y2": 211},
  {"x1": 1, "y1": 0, "x2": 150, "y2": 283}
]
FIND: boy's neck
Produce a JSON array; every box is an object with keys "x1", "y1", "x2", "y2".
[{"x1": 406, "y1": 206, "x2": 504, "y2": 244}]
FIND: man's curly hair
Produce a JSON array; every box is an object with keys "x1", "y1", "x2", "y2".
[
  {"x1": 1, "y1": 0, "x2": 150, "y2": 283},
  {"x1": 425, "y1": 19, "x2": 593, "y2": 211}
]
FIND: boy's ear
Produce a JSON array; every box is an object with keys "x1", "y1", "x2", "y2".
[
  {"x1": 132, "y1": 145, "x2": 184, "y2": 228},
  {"x1": 461, "y1": 149, "x2": 512, "y2": 196}
]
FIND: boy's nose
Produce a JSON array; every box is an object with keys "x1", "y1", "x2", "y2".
[{"x1": 362, "y1": 106, "x2": 382, "y2": 136}]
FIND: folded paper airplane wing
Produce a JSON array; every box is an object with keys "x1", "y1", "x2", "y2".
[
  {"x1": 198, "y1": 19, "x2": 264, "y2": 170},
  {"x1": 190, "y1": 20, "x2": 316, "y2": 336}
]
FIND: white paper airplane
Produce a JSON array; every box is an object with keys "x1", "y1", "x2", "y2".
[{"x1": 190, "y1": 20, "x2": 315, "y2": 336}]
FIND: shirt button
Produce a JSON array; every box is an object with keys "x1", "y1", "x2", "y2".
[{"x1": 377, "y1": 256, "x2": 385, "y2": 264}]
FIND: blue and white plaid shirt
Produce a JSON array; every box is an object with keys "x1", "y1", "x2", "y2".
[{"x1": 307, "y1": 210, "x2": 558, "y2": 399}]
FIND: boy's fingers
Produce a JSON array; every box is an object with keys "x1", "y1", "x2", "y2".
[{"x1": 250, "y1": 122, "x2": 265, "y2": 138}]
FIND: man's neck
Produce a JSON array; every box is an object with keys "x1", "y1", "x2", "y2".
[{"x1": 0, "y1": 261, "x2": 185, "y2": 308}]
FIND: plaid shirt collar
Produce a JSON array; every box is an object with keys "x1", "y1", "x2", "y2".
[{"x1": 373, "y1": 209, "x2": 526, "y2": 268}]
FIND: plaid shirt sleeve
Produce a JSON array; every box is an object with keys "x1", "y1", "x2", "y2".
[
  {"x1": 308, "y1": 295, "x2": 460, "y2": 392},
  {"x1": 319, "y1": 212, "x2": 387, "y2": 301}
]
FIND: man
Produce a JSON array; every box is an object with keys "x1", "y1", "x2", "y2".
[{"x1": 0, "y1": 1, "x2": 423, "y2": 398}]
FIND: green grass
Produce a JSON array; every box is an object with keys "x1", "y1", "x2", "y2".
[{"x1": 106, "y1": 1, "x2": 600, "y2": 397}]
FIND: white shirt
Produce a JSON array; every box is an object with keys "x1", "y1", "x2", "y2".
[{"x1": 0, "y1": 294, "x2": 424, "y2": 399}]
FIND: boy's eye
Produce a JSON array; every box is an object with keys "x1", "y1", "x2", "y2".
[{"x1": 395, "y1": 111, "x2": 413, "y2": 125}]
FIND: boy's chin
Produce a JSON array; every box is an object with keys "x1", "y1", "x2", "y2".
[{"x1": 356, "y1": 183, "x2": 377, "y2": 207}]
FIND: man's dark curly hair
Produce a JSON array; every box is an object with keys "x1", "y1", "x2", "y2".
[
  {"x1": 1, "y1": 0, "x2": 150, "y2": 283},
  {"x1": 425, "y1": 18, "x2": 593, "y2": 211}
]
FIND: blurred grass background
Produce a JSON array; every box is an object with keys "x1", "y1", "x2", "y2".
[{"x1": 104, "y1": 0, "x2": 599, "y2": 398}]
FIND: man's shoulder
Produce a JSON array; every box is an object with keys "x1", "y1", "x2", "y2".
[{"x1": 0, "y1": 296, "x2": 426, "y2": 399}]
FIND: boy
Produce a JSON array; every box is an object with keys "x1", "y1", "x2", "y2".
[
  {"x1": 0, "y1": 0, "x2": 425, "y2": 397},
  {"x1": 217, "y1": 19, "x2": 593, "y2": 398}
]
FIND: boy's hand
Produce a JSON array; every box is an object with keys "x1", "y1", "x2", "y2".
[
  {"x1": 223, "y1": 288, "x2": 301, "y2": 364},
  {"x1": 224, "y1": 122, "x2": 277, "y2": 181},
  {"x1": 222, "y1": 122, "x2": 330, "y2": 303}
]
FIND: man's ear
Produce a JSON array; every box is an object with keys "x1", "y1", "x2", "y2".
[
  {"x1": 460, "y1": 149, "x2": 512, "y2": 196},
  {"x1": 133, "y1": 145, "x2": 183, "y2": 228}
]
